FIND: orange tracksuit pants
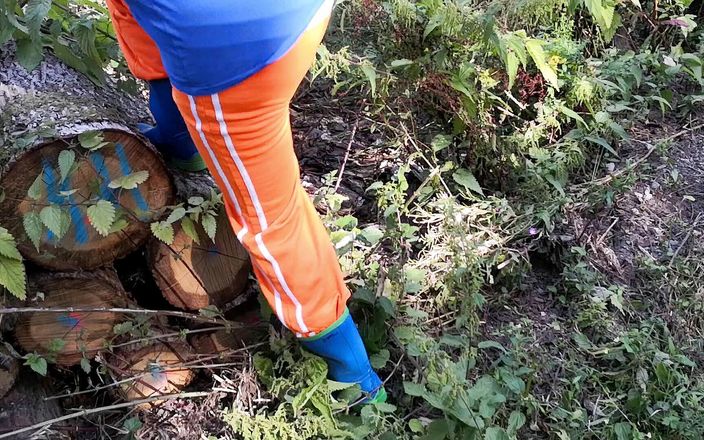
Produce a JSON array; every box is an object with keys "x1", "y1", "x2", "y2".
[{"x1": 107, "y1": 1, "x2": 348, "y2": 338}]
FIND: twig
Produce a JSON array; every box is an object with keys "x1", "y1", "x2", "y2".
[
  {"x1": 334, "y1": 116, "x2": 360, "y2": 192},
  {"x1": 573, "y1": 122, "x2": 704, "y2": 191},
  {"x1": 108, "y1": 326, "x2": 228, "y2": 350},
  {"x1": 0, "y1": 391, "x2": 212, "y2": 439},
  {"x1": 669, "y1": 212, "x2": 702, "y2": 267},
  {"x1": 662, "y1": 122, "x2": 704, "y2": 142},
  {"x1": 596, "y1": 218, "x2": 619, "y2": 246},
  {"x1": 0, "y1": 307, "x2": 241, "y2": 327},
  {"x1": 44, "y1": 342, "x2": 265, "y2": 401}
]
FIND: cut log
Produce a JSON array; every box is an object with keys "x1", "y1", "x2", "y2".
[
  {"x1": 0, "y1": 44, "x2": 174, "y2": 270},
  {"x1": 14, "y1": 271, "x2": 129, "y2": 366},
  {"x1": 0, "y1": 371, "x2": 68, "y2": 440},
  {"x1": 110, "y1": 340, "x2": 194, "y2": 409},
  {"x1": 149, "y1": 172, "x2": 251, "y2": 310},
  {"x1": 0, "y1": 347, "x2": 19, "y2": 400},
  {"x1": 190, "y1": 310, "x2": 266, "y2": 354}
]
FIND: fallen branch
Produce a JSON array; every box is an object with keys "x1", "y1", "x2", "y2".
[
  {"x1": 0, "y1": 391, "x2": 212, "y2": 439},
  {"x1": 0, "y1": 307, "x2": 244, "y2": 327}
]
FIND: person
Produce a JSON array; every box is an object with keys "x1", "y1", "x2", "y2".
[{"x1": 105, "y1": 0, "x2": 386, "y2": 403}]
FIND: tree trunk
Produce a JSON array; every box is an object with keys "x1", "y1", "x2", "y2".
[
  {"x1": 149, "y1": 171, "x2": 251, "y2": 311},
  {"x1": 14, "y1": 271, "x2": 130, "y2": 366},
  {"x1": 0, "y1": 44, "x2": 174, "y2": 270}
]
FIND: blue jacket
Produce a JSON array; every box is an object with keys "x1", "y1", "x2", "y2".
[{"x1": 123, "y1": 0, "x2": 326, "y2": 96}]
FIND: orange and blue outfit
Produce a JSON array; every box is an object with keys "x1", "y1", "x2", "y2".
[{"x1": 105, "y1": 0, "x2": 385, "y2": 401}]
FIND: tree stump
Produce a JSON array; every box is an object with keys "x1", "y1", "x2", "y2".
[
  {"x1": 0, "y1": 45, "x2": 174, "y2": 270},
  {"x1": 149, "y1": 172, "x2": 251, "y2": 310},
  {"x1": 111, "y1": 340, "x2": 195, "y2": 409},
  {"x1": 0, "y1": 347, "x2": 18, "y2": 400},
  {"x1": 14, "y1": 271, "x2": 129, "y2": 366}
]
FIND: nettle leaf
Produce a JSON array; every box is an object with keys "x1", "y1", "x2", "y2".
[
  {"x1": 77, "y1": 131, "x2": 109, "y2": 150},
  {"x1": 165, "y1": 207, "x2": 186, "y2": 225},
  {"x1": 484, "y1": 427, "x2": 510, "y2": 440},
  {"x1": 403, "y1": 381, "x2": 425, "y2": 397},
  {"x1": 188, "y1": 196, "x2": 204, "y2": 206},
  {"x1": 23, "y1": 212, "x2": 43, "y2": 250},
  {"x1": 39, "y1": 205, "x2": 70, "y2": 240},
  {"x1": 27, "y1": 171, "x2": 44, "y2": 200},
  {"x1": 180, "y1": 216, "x2": 200, "y2": 244},
  {"x1": 431, "y1": 134, "x2": 452, "y2": 152},
  {"x1": 113, "y1": 321, "x2": 134, "y2": 336},
  {"x1": 0, "y1": 255, "x2": 26, "y2": 299},
  {"x1": 370, "y1": 348, "x2": 390, "y2": 369},
  {"x1": 16, "y1": 37, "x2": 44, "y2": 71},
  {"x1": 453, "y1": 168, "x2": 484, "y2": 196},
  {"x1": 0, "y1": 227, "x2": 22, "y2": 260},
  {"x1": 87, "y1": 200, "x2": 116, "y2": 237},
  {"x1": 123, "y1": 417, "x2": 142, "y2": 433},
  {"x1": 58, "y1": 150, "x2": 76, "y2": 184},
  {"x1": 80, "y1": 358, "x2": 92, "y2": 374},
  {"x1": 201, "y1": 213, "x2": 217, "y2": 242},
  {"x1": 199, "y1": 304, "x2": 221, "y2": 319},
  {"x1": 47, "y1": 338, "x2": 65, "y2": 353},
  {"x1": 74, "y1": 21, "x2": 100, "y2": 60},
  {"x1": 109, "y1": 170, "x2": 149, "y2": 190},
  {"x1": 327, "y1": 379, "x2": 356, "y2": 392},
  {"x1": 424, "y1": 419, "x2": 450, "y2": 440},
  {"x1": 507, "y1": 410, "x2": 527, "y2": 435},
  {"x1": 360, "y1": 225, "x2": 384, "y2": 246},
  {"x1": 52, "y1": 41, "x2": 88, "y2": 76},
  {"x1": 24, "y1": 0, "x2": 52, "y2": 37},
  {"x1": 25, "y1": 353, "x2": 47, "y2": 376},
  {"x1": 525, "y1": 39, "x2": 559, "y2": 89},
  {"x1": 583, "y1": 0, "x2": 615, "y2": 33},
  {"x1": 151, "y1": 221, "x2": 175, "y2": 245}
]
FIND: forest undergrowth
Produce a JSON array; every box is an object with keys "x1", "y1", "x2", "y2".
[{"x1": 241, "y1": 1, "x2": 704, "y2": 439}]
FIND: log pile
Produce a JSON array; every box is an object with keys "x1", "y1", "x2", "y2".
[{"x1": 0, "y1": 45, "x2": 256, "y2": 434}]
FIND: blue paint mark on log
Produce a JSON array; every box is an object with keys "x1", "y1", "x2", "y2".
[
  {"x1": 114, "y1": 143, "x2": 149, "y2": 220},
  {"x1": 89, "y1": 152, "x2": 116, "y2": 202},
  {"x1": 60, "y1": 173, "x2": 89, "y2": 245},
  {"x1": 57, "y1": 312, "x2": 80, "y2": 328},
  {"x1": 42, "y1": 159, "x2": 62, "y2": 243},
  {"x1": 149, "y1": 363, "x2": 166, "y2": 381}
]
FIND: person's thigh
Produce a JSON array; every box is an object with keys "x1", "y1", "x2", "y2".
[{"x1": 172, "y1": 8, "x2": 347, "y2": 337}]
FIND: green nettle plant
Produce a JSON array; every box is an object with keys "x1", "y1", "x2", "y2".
[
  {"x1": 22, "y1": 131, "x2": 150, "y2": 249},
  {"x1": 150, "y1": 190, "x2": 223, "y2": 246}
]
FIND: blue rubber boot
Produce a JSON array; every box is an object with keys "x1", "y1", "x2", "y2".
[
  {"x1": 138, "y1": 79, "x2": 207, "y2": 172},
  {"x1": 299, "y1": 309, "x2": 386, "y2": 403}
]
